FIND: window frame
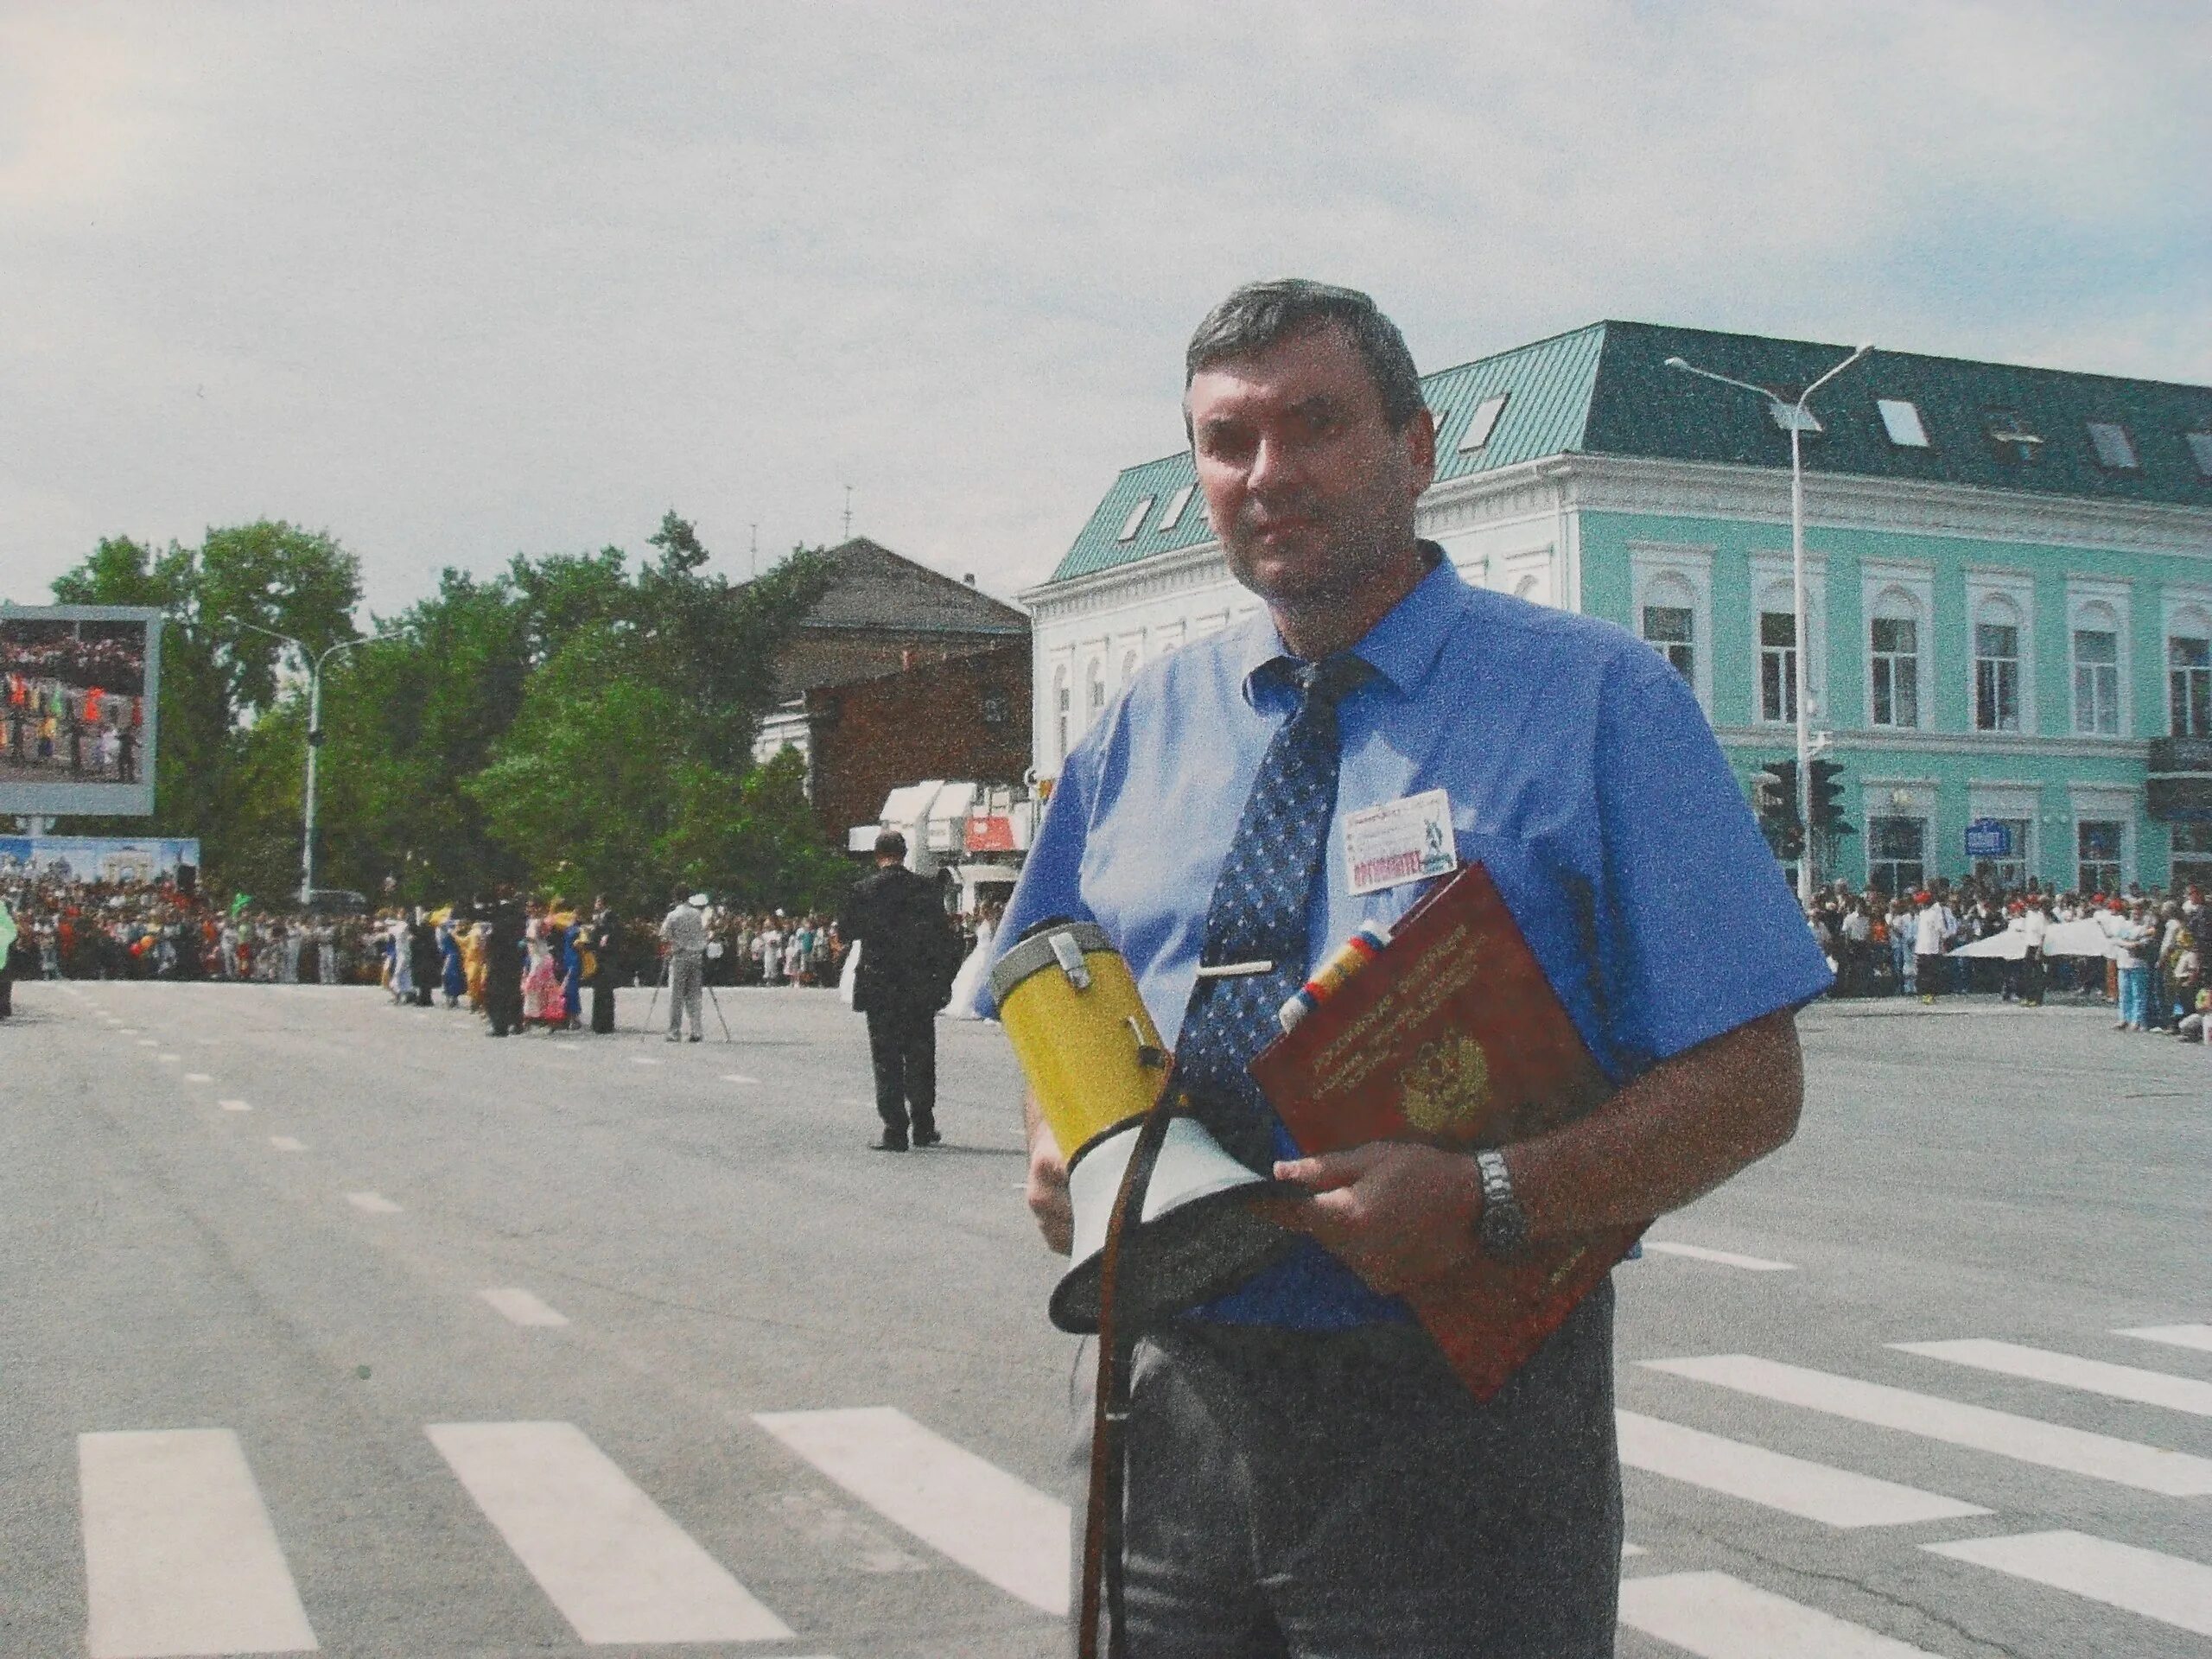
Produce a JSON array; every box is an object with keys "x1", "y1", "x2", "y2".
[
  {"x1": 1875, "y1": 398, "x2": 1930, "y2": 448},
  {"x1": 2085, "y1": 421, "x2": 2139, "y2": 471},
  {"x1": 1458, "y1": 392, "x2": 1509, "y2": 454}
]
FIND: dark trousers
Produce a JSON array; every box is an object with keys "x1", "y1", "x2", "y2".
[
  {"x1": 1080, "y1": 1287, "x2": 1622, "y2": 1657},
  {"x1": 591, "y1": 984, "x2": 615, "y2": 1033},
  {"x1": 0, "y1": 973, "x2": 11, "y2": 1018},
  {"x1": 486, "y1": 978, "x2": 523, "y2": 1035},
  {"x1": 865, "y1": 1005, "x2": 936, "y2": 1141}
]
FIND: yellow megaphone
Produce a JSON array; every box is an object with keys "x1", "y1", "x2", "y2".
[{"x1": 990, "y1": 919, "x2": 1294, "y2": 1333}]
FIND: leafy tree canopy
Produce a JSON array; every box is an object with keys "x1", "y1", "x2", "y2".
[{"x1": 38, "y1": 513, "x2": 842, "y2": 915}]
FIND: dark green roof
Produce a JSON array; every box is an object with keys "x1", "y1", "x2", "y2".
[{"x1": 1045, "y1": 321, "x2": 2212, "y2": 587}]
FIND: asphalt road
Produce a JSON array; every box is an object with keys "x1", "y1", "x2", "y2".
[{"x1": 1, "y1": 978, "x2": 2205, "y2": 1658}]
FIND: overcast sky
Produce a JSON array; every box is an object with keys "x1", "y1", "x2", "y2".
[{"x1": 3, "y1": 2, "x2": 2204, "y2": 616}]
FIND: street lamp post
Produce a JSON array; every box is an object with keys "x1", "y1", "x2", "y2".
[
  {"x1": 232, "y1": 621, "x2": 410, "y2": 904},
  {"x1": 1664, "y1": 343, "x2": 1872, "y2": 906}
]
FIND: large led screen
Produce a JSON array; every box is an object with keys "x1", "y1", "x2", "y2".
[{"x1": 0, "y1": 605, "x2": 163, "y2": 818}]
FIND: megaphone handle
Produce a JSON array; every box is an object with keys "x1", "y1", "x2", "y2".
[{"x1": 1078, "y1": 1081, "x2": 1179, "y2": 1659}]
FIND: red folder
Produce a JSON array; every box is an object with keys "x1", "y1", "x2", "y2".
[{"x1": 1249, "y1": 863, "x2": 1644, "y2": 1401}]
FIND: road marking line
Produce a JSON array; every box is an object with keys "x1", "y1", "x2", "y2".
[
  {"x1": 480, "y1": 1287, "x2": 569, "y2": 1326},
  {"x1": 134, "y1": 1039, "x2": 156, "y2": 1047},
  {"x1": 427, "y1": 1421, "x2": 791, "y2": 1644},
  {"x1": 2118, "y1": 1323, "x2": 2212, "y2": 1355},
  {"x1": 79, "y1": 1428, "x2": 320, "y2": 1658},
  {"x1": 194, "y1": 1037, "x2": 220, "y2": 1046},
  {"x1": 756, "y1": 1405, "x2": 1068, "y2": 1614},
  {"x1": 1643, "y1": 1355, "x2": 2212, "y2": 1496},
  {"x1": 1615, "y1": 1409, "x2": 1987, "y2": 1528},
  {"x1": 346, "y1": 1192, "x2": 400, "y2": 1214},
  {"x1": 220, "y1": 1099, "x2": 251, "y2": 1112},
  {"x1": 269, "y1": 1136, "x2": 305, "y2": 1153},
  {"x1": 183, "y1": 1072, "x2": 213, "y2": 1084},
  {"x1": 1893, "y1": 1338, "x2": 2212, "y2": 1417},
  {"x1": 632, "y1": 1057, "x2": 663, "y2": 1066},
  {"x1": 1618, "y1": 1569, "x2": 1942, "y2": 1657},
  {"x1": 117, "y1": 1027, "x2": 139, "y2": 1034},
  {"x1": 1622, "y1": 1542, "x2": 1647, "y2": 1557},
  {"x1": 1642, "y1": 1240, "x2": 1797, "y2": 1271},
  {"x1": 1924, "y1": 1529, "x2": 2212, "y2": 1637},
  {"x1": 722, "y1": 1074, "x2": 760, "y2": 1084},
  {"x1": 157, "y1": 1052, "x2": 181, "y2": 1062}
]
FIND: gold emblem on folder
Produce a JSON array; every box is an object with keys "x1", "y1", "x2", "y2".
[{"x1": 1398, "y1": 1034, "x2": 1491, "y2": 1134}]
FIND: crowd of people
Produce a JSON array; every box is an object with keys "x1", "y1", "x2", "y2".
[
  {"x1": 1804, "y1": 879, "x2": 2207, "y2": 1038},
  {"x1": 2, "y1": 626, "x2": 149, "y2": 785},
  {"x1": 3, "y1": 857, "x2": 2198, "y2": 1045}
]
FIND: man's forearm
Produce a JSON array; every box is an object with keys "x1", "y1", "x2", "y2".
[{"x1": 1508, "y1": 1007, "x2": 1804, "y2": 1241}]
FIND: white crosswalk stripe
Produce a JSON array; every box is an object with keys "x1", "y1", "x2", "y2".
[
  {"x1": 429, "y1": 1421, "x2": 791, "y2": 1644},
  {"x1": 1618, "y1": 1569, "x2": 1942, "y2": 1657},
  {"x1": 79, "y1": 1429, "x2": 319, "y2": 1658},
  {"x1": 2118, "y1": 1322, "x2": 2212, "y2": 1355},
  {"x1": 1893, "y1": 1337, "x2": 2212, "y2": 1417},
  {"x1": 757, "y1": 1406, "x2": 1070, "y2": 1614},
  {"x1": 1614, "y1": 1409, "x2": 1986, "y2": 1528},
  {"x1": 1643, "y1": 1353, "x2": 2212, "y2": 1495},
  {"x1": 1925, "y1": 1529, "x2": 2212, "y2": 1638},
  {"x1": 1641, "y1": 1240, "x2": 1797, "y2": 1271}
]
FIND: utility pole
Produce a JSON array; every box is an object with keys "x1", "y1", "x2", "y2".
[
  {"x1": 232, "y1": 620, "x2": 412, "y2": 904},
  {"x1": 1664, "y1": 343, "x2": 1872, "y2": 906},
  {"x1": 749, "y1": 523, "x2": 759, "y2": 579},
  {"x1": 842, "y1": 485, "x2": 854, "y2": 542}
]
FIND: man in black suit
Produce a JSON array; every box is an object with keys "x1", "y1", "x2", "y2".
[{"x1": 838, "y1": 830, "x2": 958, "y2": 1151}]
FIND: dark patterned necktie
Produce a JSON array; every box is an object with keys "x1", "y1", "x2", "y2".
[{"x1": 1175, "y1": 653, "x2": 1371, "y2": 1169}]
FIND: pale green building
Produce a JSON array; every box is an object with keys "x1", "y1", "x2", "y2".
[{"x1": 1025, "y1": 322, "x2": 2212, "y2": 897}]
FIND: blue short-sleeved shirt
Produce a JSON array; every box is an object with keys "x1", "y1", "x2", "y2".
[{"x1": 986, "y1": 550, "x2": 1833, "y2": 1328}]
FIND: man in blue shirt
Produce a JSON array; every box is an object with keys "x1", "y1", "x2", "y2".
[{"x1": 990, "y1": 281, "x2": 1831, "y2": 1656}]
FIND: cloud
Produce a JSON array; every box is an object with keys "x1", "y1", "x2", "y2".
[{"x1": 0, "y1": 0, "x2": 2203, "y2": 616}]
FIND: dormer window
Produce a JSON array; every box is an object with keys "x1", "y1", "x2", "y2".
[
  {"x1": 1458, "y1": 393, "x2": 1509, "y2": 453},
  {"x1": 1116, "y1": 498, "x2": 1154, "y2": 542},
  {"x1": 2086, "y1": 421, "x2": 2139, "y2": 470},
  {"x1": 1768, "y1": 402, "x2": 1822, "y2": 434},
  {"x1": 1876, "y1": 398, "x2": 1929, "y2": 448},
  {"x1": 1986, "y1": 411, "x2": 2044, "y2": 463},
  {"x1": 1157, "y1": 484, "x2": 1196, "y2": 532}
]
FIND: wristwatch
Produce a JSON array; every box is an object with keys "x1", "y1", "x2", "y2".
[{"x1": 1474, "y1": 1148, "x2": 1529, "y2": 1262}]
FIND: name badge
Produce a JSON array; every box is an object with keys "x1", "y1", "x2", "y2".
[{"x1": 1344, "y1": 788, "x2": 1458, "y2": 896}]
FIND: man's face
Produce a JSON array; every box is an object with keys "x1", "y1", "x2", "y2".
[{"x1": 1186, "y1": 323, "x2": 1434, "y2": 616}]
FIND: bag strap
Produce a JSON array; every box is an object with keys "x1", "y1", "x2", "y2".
[{"x1": 1077, "y1": 1084, "x2": 1178, "y2": 1659}]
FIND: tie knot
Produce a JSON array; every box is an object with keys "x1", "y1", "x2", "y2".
[{"x1": 1292, "y1": 654, "x2": 1371, "y2": 713}]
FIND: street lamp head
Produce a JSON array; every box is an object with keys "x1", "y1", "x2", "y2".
[{"x1": 1663, "y1": 357, "x2": 1690, "y2": 371}]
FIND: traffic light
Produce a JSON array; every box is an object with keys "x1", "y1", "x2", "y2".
[
  {"x1": 1808, "y1": 760, "x2": 1853, "y2": 839},
  {"x1": 1754, "y1": 760, "x2": 1802, "y2": 861}
]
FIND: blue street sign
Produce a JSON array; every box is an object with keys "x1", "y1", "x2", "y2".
[{"x1": 1964, "y1": 817, "x2": 2013, "y2": 858}]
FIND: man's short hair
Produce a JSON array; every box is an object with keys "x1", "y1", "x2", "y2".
[
  {"x1": 1185, "y1": 279, "x2": 1425, "y2": 435},
  {"x1": 874, "y1": 829, "x2": 908, "y2": 859}
]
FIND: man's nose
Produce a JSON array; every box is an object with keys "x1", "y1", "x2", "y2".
[{"x1": 1246, "y1": 432, "x2": 1305, "y2": 491}]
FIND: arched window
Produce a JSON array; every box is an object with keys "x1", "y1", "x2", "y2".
[
  {"x1": 1121, "y1": 651, "x2": 1139, "y2": 690},
  {"x1": 1052, "y1": 667, "x2": 1070, "y2": 762},
  {"x1": 1639, "y1": 572, "x2": 1695, "y2": 681},
  {"x1": 1758, "y1": 585, "x2": 1799, "y2": 724},
  {"x1": 1085, "y1": 659, "x2": 1106, "y2": 732},
  {"x1": 2171, "y1": 604, "x2": 2212, "y2": 737},
  {"x1": 1974, "y1": 594, "x2": 2024, "y2": 732},
  {"x1": 1868, "y1": 587, "x2": 1921, "y2": 728},
  {"x1": 2072, "y1": 601, "x2": 2120, "y2": 736}
]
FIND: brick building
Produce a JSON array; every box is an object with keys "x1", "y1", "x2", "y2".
[
  {"x1": 773, "y1": 537, "x2": 1027, "y2": 698},
  {"x1": 754, "y1": 539, "x2": 1033, "y2": 845}
]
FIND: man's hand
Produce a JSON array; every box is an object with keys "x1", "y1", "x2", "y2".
[
  {"x1": 1023, "y1": 1094, "x2": 1073, "y2": 1255},
  {"x1": 1253, "y1": 1141, "x2": 1483, "y2": 1294}
]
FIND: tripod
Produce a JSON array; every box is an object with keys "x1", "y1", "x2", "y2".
[{"x1": 641, "y1": 954, "x2": 733, "y2": 1042}]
